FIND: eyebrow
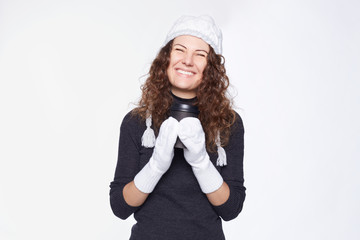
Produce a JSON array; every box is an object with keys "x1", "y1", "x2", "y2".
[{"x1": 173, "y1": 43, "x2": 209, "y2": 54}]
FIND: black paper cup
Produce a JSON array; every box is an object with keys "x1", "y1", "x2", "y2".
[{"x1": 170, "y1": 102, "x2": 199, "y2": 149}]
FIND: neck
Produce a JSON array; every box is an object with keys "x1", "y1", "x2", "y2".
[
  {"x1": 170, "y1": 91, "x2": 197, "y2": 103},
  {"x1": 170, "y1": 89, "x2": 196, "y2": 99}
]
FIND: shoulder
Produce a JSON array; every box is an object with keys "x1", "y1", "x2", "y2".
[
  {"x1": 122, "y1": 110, "x2": 144, "y2": 126},
  {"x1": 120, "y1": 110, "x2": 147, "y2": 139},
  {"x1": 222, "y1": 111, "x2": 245, "y2": 164},
  {"x1": 231, "y1": 111, "x2": 245, "y2": 134}
]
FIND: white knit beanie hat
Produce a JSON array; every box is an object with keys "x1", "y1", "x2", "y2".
[{"x1": 164, "y1": 15, "x2": 223, "y2": 55}]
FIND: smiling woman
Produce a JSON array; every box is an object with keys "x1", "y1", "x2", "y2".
[
  {"x1": 110, "y1": 15, "x2": 246, "y2": 240},
  {"x1": 167, "y1": 35, "x2": 209, "y2": 98}
]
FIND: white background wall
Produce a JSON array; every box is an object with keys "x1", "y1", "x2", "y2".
[{"x1": 1, "y1": 0, "x2": 359, "y2": 239}]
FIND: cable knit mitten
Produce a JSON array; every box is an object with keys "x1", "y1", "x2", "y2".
[
  {"x1": 178, "y1": 117, "x2": 223, "y2": 194},
  {"x1": 134, "y1": 117, "x2": 179, "y2": 193}
]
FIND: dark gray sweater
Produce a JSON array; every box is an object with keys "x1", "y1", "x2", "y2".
[{"x1": 110, "y1": 110, "x2": 246, "y2": 240}]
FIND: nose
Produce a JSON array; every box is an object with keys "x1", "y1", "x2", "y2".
[{"x1": 182, "y1": 52, "x2": 194, "y2": 66}]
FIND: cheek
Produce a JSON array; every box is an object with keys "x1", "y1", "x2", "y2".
[
  {"x1": 199, "y1": 62, "x2": 207, "y2": 75},
  {"x1": 169, "y1": 52, "x2": 180, "y2": 65},
  {"x1": 166, "y1": 67, "x2": 173, "y2": 83}
]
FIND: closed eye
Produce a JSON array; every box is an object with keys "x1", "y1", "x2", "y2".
[{"x1": 174, "y1": 48, "x2": 185, "y2": 52}]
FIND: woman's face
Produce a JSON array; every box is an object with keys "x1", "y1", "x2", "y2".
[{"x1": 167, "y1": 35, "x2": 210, "y2": 99}]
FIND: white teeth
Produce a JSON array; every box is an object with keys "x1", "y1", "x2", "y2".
[{"x1": 177, "y1": 69, "x2": 194, "y2": 75}]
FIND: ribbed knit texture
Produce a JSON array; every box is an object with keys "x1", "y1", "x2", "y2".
[
  {"x1": 133, "y1": 159, "x2": 163, "y2": 193},
  {"x1": 110, "y1": 110, "x2": 246, "y2": 240},
  {"x1": 191, "y1": 159, "x2": 224, "y2": 194}
]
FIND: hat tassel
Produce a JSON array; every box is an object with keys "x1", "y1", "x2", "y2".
[
  {"x1": 141, "y1": 115, "x2": 155, "y2": 148},
  {"x1": 216, "y1": 132, "x2": 227, "y2": 166}
]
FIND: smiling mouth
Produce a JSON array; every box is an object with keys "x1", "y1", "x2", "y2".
[{"x1": 176, "y1": 69, "x2": 195, "y2": 76}]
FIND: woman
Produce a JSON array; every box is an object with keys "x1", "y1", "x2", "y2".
[{"x1": 110, "y1": 15, "x2": 246, "y2": 240}]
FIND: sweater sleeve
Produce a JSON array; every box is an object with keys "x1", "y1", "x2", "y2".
[
  {"x1": 109, "y1": 111, "x2": 144, "y2": 220},
  {"x1": 213, "y1": 112, "x2": 246, "y2": 221}
]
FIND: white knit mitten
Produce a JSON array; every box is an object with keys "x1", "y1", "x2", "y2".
[
  {"x1": 134, "y1": 117, "x2": 179, "y2": 193},
  {"x1": 178, "y1": 117, "x2": 223, "y2": 194}
]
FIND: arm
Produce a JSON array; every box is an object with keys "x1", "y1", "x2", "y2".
[
  {"x1": 206, "y1": 181, "x2": 230, "y2": 206},
  {"x1": 123, "y1": 181, "x2": 149, "y2": 207},
  {"x1": 178, "y1": 114, "x2": 246, "y2": 220},
  {"x1": 178, "y1": 117, "x2": 224, "y2": 195},
  {"x1": 110, "y1": 114, "x2": 179, "y2": 219},
  {"x1": 212, "y1": 113, "x2": 246, "y2": 220},
  {"x1": 109, "y1": 112, "x2": 144, "y2": 219}
]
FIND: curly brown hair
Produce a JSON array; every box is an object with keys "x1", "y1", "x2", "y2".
[{"x1": 133, "y1": 39, "x2": 236, "y2": 151}]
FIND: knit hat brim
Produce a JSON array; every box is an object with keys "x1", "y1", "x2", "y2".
[{"x1": 164, "y1": 15, "x2": 223, "y2": 55}]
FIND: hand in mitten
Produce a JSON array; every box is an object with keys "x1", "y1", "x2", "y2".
[
  {"x1": 134, "y1": 117, "x2": 179, "y2": 193},
  {"x1": 178, "y1": 117, "x2": 223, "y2": 194}
]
